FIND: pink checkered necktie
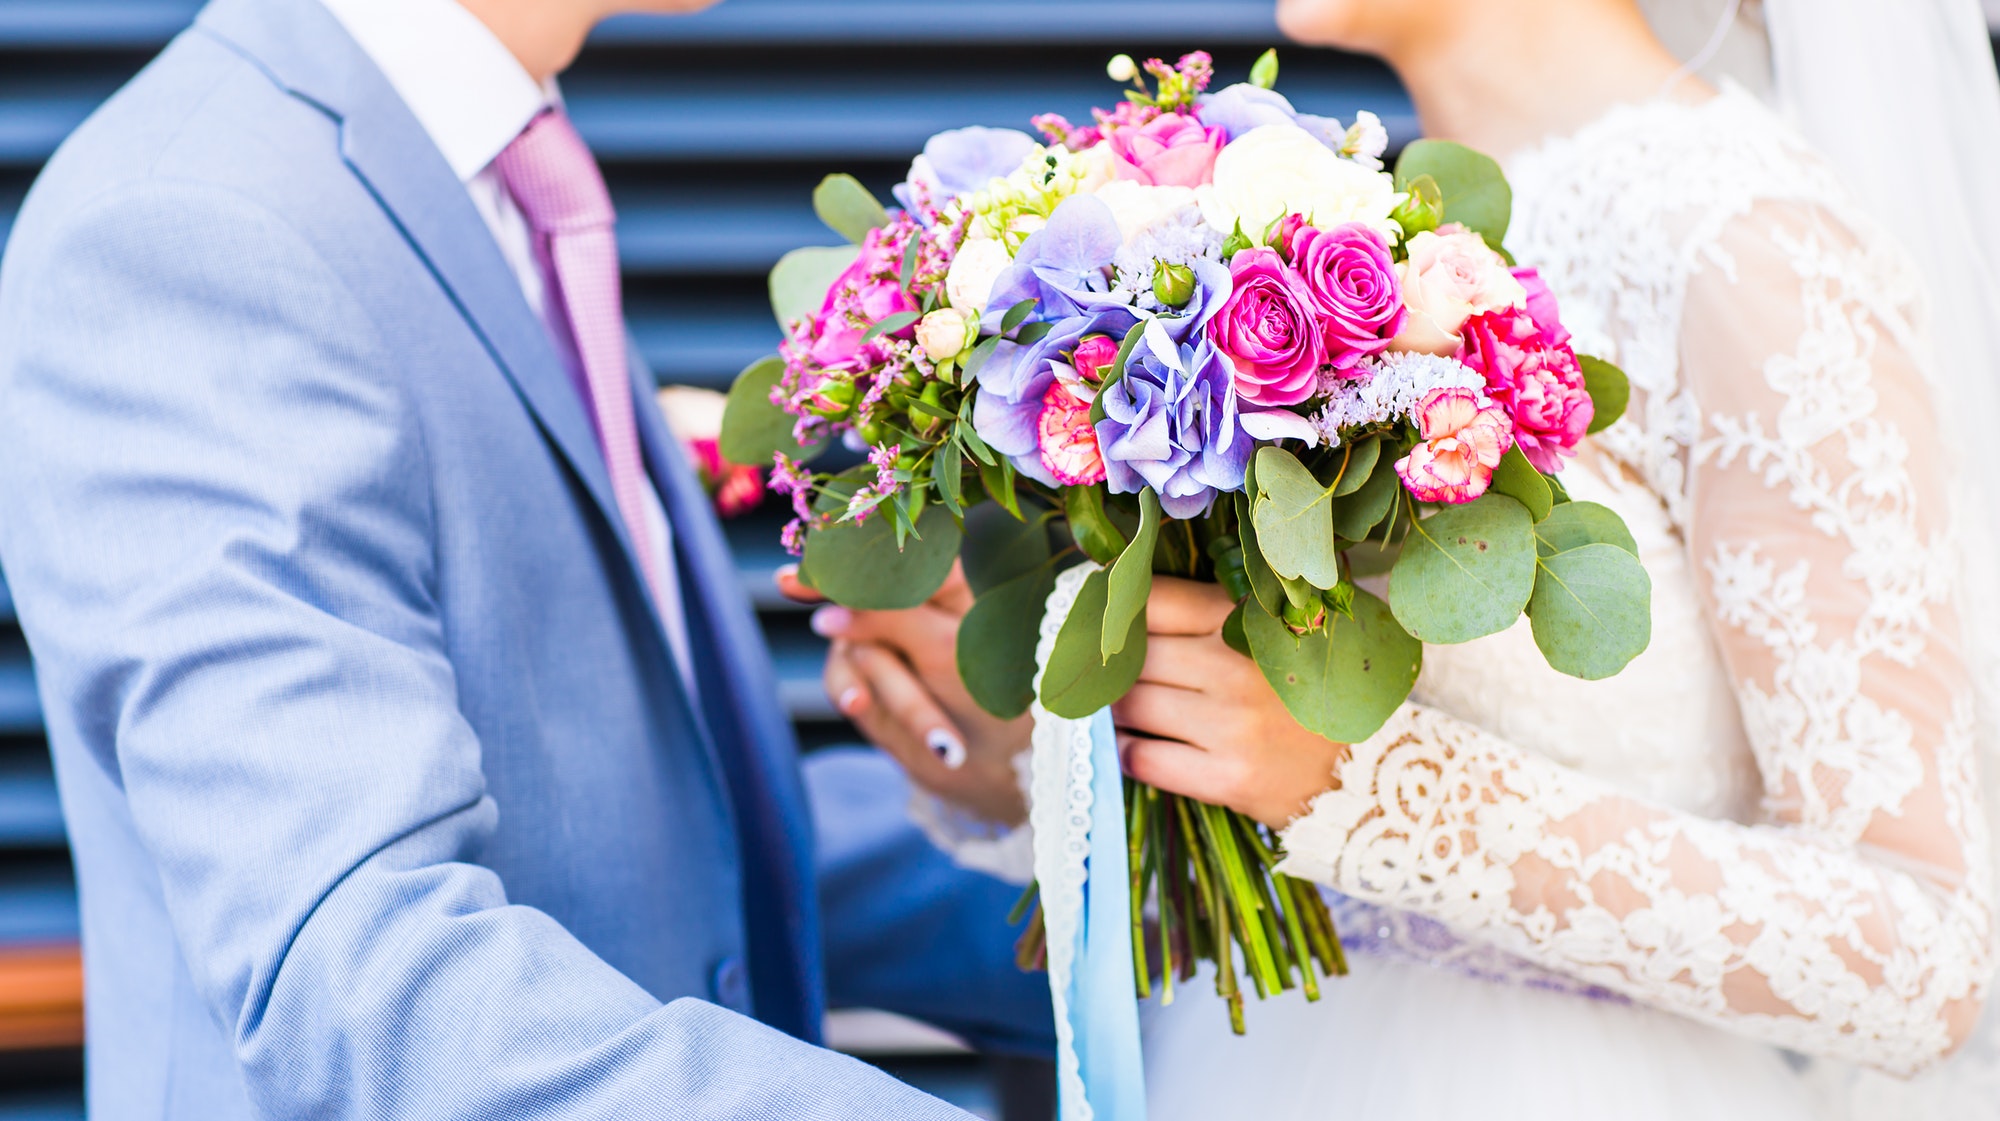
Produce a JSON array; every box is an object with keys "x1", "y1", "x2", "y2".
[{"x1": 494, "y1": 109, "x2": 664, "y2": 606}]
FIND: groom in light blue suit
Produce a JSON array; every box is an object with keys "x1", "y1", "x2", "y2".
[{"x1": 0, "y1": 0, "x2": 1049, "y2": 1116}]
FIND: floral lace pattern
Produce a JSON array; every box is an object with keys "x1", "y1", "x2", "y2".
[{"x1": 1278, "y1": 86, "x2": 1994, "y2": 1076}]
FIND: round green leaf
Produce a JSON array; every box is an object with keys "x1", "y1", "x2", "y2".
[
  {"x1": 813, "y1": 174, "x2": 890, "y2": 245},
  {"x1": 959, "y1": 564, "x2": 1058, "y2": 719},
  {"x1": 1389, "y1": 494, "x2": 1536, "y2": 644},
  {"x1": 1103, "y1": 489, "x2": 1161, "y2": 660},
  {"x1": 1252, "y1": 446, "x2": 1340, "y2": 590},
  {"x1": 1233, "y1": 492, "x2": 1286, "y2": 620},
  {"x1": 719, "y1": 356, "x2": 825, "y2": 468},
  {"x1": 802, "y1": 501, "x2": 962, "y2": 610},
  {"x1": 961, "y1": 502, "x2": 1051, "y2": 596},
  {"x1": 1331, "y1": 450, "x2": 1401, "y2": 542},
  {"x1": 1528, "y1": 544, "x2": 1652, "y2": 680},
  {"x1": 1040, "y1": 569, "x2": 1147, "y2": 719},
  {"x1": 1534, "y1": 501, "x2": 1638, "y2": 559},
  {"x1": 1393, "y1": 139, "x2": 1512, "y2": 248},
  {"x1": 769, "y1": 245, "x2": 859, "y2": 329},
  {"x1": 1579, "y1": 355, "x2": 1630, "y2": 435},
  {"x1": 1489, "y1": 446, "x2": 1553, "y2": 523},
  {"x1": 1245, "y1": 591, "x2": 1421, "y2": 744}
]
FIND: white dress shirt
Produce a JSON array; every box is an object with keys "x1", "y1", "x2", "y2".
[{"x1": 322, "y1": 0, "x2": 695, "y2": 686}]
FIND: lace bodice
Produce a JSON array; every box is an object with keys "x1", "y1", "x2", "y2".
[{"x1": 1278, "y1": 86, "x2": 1994, "y2": 1076}]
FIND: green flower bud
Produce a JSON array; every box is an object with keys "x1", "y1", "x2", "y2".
[
  {"x1": 1282, "y1": 598, "x2": 1327, "y2": 636},
  {"x1": 1392, "y1": 174, "x2": 1444, "y2": 239},
  {"x1": 1153, "y1": 262, "x2": 1197, "y2": 308}
]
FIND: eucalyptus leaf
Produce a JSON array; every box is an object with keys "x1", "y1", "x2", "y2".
[
  {"x1": 1344, "y1": 537, "x2": 1403, "y2": 578},
  {"x1": 959, "y1": 563, "x2": 1059, "y2": 718},
  {"x1": 1067, "y1": 485, "x2": 1129, "y2": 565},
  {"x1": 1331, "y1": 451, "x2": 1401, "y2": 541},
  {"x1": 1252, "y1": 447, "x2": 1340, "y2": 590},
  {"x1": 962, "y1": 501, "x2": 1050, "y2": 595},
  {"x1": 1234, "y1": 492, "x2": 1286, "y2": 619},
  {"x1": 1389, "y1": 493, "x2": 1536, "y2": 643},
  {"x1": 1329, "y1": 437, "x2": 1381, "y2": 498},
  {"x1": 861, "y1": 310, "x2": 920, "y2": 344},
  {"x1": 1528, "y1": 543, "x2": 1652, "y2": 680},
  {"x1": 802, "y1": 496, "x2": 963, "y2": 610},
  {"x1": 1103, "y1": 489, "x2": 1161, "y2": 660},
  {"x1": 1534, "y1": 500, "x2": 1638, "y2": 558},
  {"x1": 1393, "y1": 139, "x2": 1512, "y2": 249},
  {"x1": 813, "y1": 173, "x2": 889, "y2": 244},
  {"x1": 1040, "y1": 569, "x2": 1147, "y2": 718},
  {"x1": 1490, "y1": 446, "x2": 1553, "y2": 523},
  {"x1": 1222, "y1": 600, "x2": 1251, "y2": 657},
  {"x1": 719, "y1": 356, "x2": 826, "y2": 468},
  {"x1": 1245, "y1": 590, "x2": 1421, "y2": 743},
  {"x1": 769, "y1": 245, "x2": 859, "y2": 328},
  {"x1": 1579, "y1": 354, "x2": 1630, "y2": 435}
]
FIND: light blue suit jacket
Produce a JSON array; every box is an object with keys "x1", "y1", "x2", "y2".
[{"x1": 0, "y1": 0, "x2": 1050, "y2": 1116}]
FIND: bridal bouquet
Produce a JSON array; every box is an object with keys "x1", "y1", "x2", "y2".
[{"x1": 722, "y1": 50, "x2": 1649, "y2": 1033}]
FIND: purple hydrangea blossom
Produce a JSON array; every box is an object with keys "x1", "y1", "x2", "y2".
[
  {"x1": 984, "y1": 194, "x2": 1124, "y2": 323},
  {"x1": 1094, "y1": 319, "x2": 1254, "y2": 518},
  {"x1": 972, "y1": 308, "x2": 1138, "y2": 486},
  {"x1": 894, "y1": 127, "x2": 1039, "y2": 212},
  {"x1": 1197, "y1": 83, "x2": 1345, "y2": 148}
]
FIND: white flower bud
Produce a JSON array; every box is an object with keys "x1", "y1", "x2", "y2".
[
  {"x1": 1107, "y1": 54, "x2": 1139, "y2": 83},
  {"x1": 946, "y1": 238, "x2": 1014, "y2": 315},
  {"x1": 915, "y1": 308, "x2": 972, "y2": 363}
]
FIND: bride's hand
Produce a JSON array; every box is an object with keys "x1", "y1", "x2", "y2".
[
  {"x1": 1113, "y1": 578, "x2": 1350, "y2": 830},
  {"x1": 778, "y1": 562, "x2": 1032, "y2": 826}
]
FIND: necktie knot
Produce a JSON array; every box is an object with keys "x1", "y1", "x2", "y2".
[{"x1": 494, "y1": 108, "x2": 615, "y2": 234}]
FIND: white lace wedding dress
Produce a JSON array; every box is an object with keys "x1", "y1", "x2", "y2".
[{"x1": 923, "y1": 84, "x2": 1999, "y2": 1119}]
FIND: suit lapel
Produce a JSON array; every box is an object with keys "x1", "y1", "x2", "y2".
[{"x1": 195, "y1": 0, "x2": 665, "y2": 641}]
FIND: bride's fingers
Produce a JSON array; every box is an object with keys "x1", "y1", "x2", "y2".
[
  {"x1": 1146, "y1": 577, "x2": 1236, "y2": 636},
  {"x1": 1119, "y1": 733, "x2": 1243, "y2": 807},
  {"x1": 926, "y1": 560, "x2": 975, "y2": 617},
  {"x1": 822, "y1": 640, "x2": 872, "y2": 719},
  {"x1": 1112, "y1": 682, "x2": 1222, "y2": 745},
  {"x1": 846, "y1": 642, "x2": 968, "y2": 771},
  {"x1": 1136, "y1": 634, "x2": 1253, "y2": 692},
  {"x1": 774, "y1": 564, "x2": 827, "y2": 605}
]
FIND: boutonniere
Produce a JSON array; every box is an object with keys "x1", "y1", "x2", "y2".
[{"x1": 656, "y1": 386, "x2": 765, "y2": 518}]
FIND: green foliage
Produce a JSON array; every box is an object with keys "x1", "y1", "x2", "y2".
[
  {"x1": 1329, "y1": 436, "x2": 1381, "y2": 498},
  {"x1": 801, "y1": 478, "x2": 962, "y2": 610},
  {"x1": 719, "y1": 356, "x2": 825, "y2": 468},
  {"x1": 1249, "y1": 48, "x2": 1280, "y2": 90},
  {"x1": 1389, "y1": 493, "x2": 1536, "y2": 643},
  {"x1": 860, "y1": 310, "x2": 920, "y2": 344},
  {"x1": 1000, "y1": 298, "x2": 1040, "y2": 335},
  {"x1": 1394, "y1": 140, "x2": 1512, "y2": 249},
  {"x1": 1251, "y1": 447, "x2": 1340, "y2": 590},
  {"x1": 959, "y1": 563, "x2": 1059, "y2": 718},
  {"x1": 1579, "y1": 355, "x2": 1630, "y2": 435},
  {"x1": 1103, "y1": 489, "x2": 1161, "y2": 660},
  {"x1": 1489, "y1": 446, "x2": 1553, "y2": 523},
  {"x1": 1040, "y1": 569, "x2": 1147, "y2": 718},
  {"x1": 961, "y1": 502, "x2": 1051, "y2": 596},
  {"x1": 769, "y1": 245, "x2": 860, "y2": 328},
  {"x1": 1067, "y1": 485, "x2": 1130, "y2": 565},
  {"x1": 1245, "y1": 591, "x2": 1421, "y2": 743},
  {"x1": 813, "y1": 174, "x2": 890, "y2": 244},
  {"x1": 1221, "y1": 600, "x2": 1251, "y2": 656},
  {"x1": 980, "y1": 456, "x2": 1023, "y2": 520},
  {"x1": 1534, "y1": 500, "x2": 1638, "y2": 558},
  {"x1": 1528, "y1": 544, "x2": 1652, "y2": 680},
  {"x1": 1233, "y1": 491, "x2": 1287, "y2": 620},
  {"x1": 1331, "y1": 450, "x2": 1401, "y2": 541}
]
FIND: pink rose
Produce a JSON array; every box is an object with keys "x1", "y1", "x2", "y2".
[
  {"x1": 1457, "y1": 307, "x2": 1593, "y2": 473},
  {"x1": 1070, "y1": 333, "x2": 1122, "y2": 384},
  {"x1": 1108, "y1": 112, "x2": 1226, "y2": 189},
  {"x1": 1207, "y1": 247, "x2": 1327, "y2": 408},
  {"x1": 1290, "y1": 223, "x2": 1405, "y2": 372},
  {"x1": 1037, "y1": 379, "x2": 1107, "y2": 486},
  {"x1": 1394, "y1": 387, "x2": 1513, "y2": 505},
  {"x1": 1389, "y1": 224, "x2": 1526, "y2": 355},
  {"x1": 1510, "y1": 267, "x2": 1571, "y2": 348},
  {"x1": 806, "y1": 228, "x2": 918, "y2": 374}
]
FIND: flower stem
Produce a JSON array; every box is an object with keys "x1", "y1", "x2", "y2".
[{"x1": 1126, "y1": 779, "x2": 1151, "y2": 1000}]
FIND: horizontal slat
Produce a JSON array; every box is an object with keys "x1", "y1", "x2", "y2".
[
  {"x1": 0, "y1": 866, "x2": 75, "y2": 947},
  {"x1": 0, "y1": 0, "x2": 196, "y2": 48},
  {"x1": 596, "y1": 2, "x2": 1279, "y2": 47},
  {"x1": 0, "y1": 944, "x2": 83, "y2": 1052},
  {"x1": 632, "y1": 303, "x2": 779, "y2": 388},
  {"x1": 0, "y1": 661, "x2": 39, "y2": 738},
  {"x1": 0, "y1": 755, "x2": 61, "y2": 849},
  {"x1": 0, "y1": 576, "x2": 11, "y2": 623},
  {"x1": 0, "y1": 1092, "x2": 83, "y2": 1121}
]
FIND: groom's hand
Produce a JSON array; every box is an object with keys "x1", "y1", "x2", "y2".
[{"x1": 777, "y1": 563, "x2": 1032, "y2": 826}]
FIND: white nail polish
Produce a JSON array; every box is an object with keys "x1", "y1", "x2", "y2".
[
  {"x1": 836, "y1": 687, "x2": 864, "y2": 715},
  {"x1": 926, "y1": 729, "x2": 967, "y2": 770}
]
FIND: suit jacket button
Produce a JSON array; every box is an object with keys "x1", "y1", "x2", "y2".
[{"x1": 711, "y1": 955, "x2": 750, "y2": 1011}]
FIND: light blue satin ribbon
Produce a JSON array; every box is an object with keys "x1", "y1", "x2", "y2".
[{"x1": 1063, "y1": 706, "x2": 1148, "y2": 1120}]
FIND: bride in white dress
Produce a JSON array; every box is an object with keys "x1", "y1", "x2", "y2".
[{"x1": 816, "y1": 0, "x2": 2000, "y2": 1115}]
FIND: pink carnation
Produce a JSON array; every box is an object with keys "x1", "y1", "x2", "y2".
[
  {"x1": 1207, "y1": 247, "x2": 1326, "y2": 408},
  {"x1": 1395, "y1": 387, "x2": 1513, "y2": 505},
  {"x1": 1107, "y1": 112, "x2": 1225, "y2": 189},
  {"x1": 1457, "y1": 307, "x2": 1593, "y2": 473},
  {"x1": 1036, "y1": 380, "x2": 1106, "y2": 486}
]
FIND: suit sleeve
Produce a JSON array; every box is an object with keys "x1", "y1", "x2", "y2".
[{"x1": 0, "y1": 181, "x2": 973, "y2": 1120}]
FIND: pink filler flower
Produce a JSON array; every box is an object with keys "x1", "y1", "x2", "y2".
[{"x1": 1395, "y1": 387, "x2": 1514, "y2": 505}]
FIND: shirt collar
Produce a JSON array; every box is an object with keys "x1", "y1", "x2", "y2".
[{"x1": 319, "y1": 0, "x2": 558, "y2": 182}]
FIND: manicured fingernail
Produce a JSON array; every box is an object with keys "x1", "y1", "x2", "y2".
[
  {"x1": 836, "y1": 686, "x2": 865, "y2": 715},
  {"x1": 926, "y1": 729, "x2": 967, "y2": 770},
  {"x1": 774, "y1": 564, "x2": 799, "y2": 586},
  {"x1": 811, "y1": 605, "x2": 851, "y2": 638}
]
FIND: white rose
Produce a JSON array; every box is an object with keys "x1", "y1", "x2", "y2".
[
  {"x1": 915, "y1": 308, "x2": 972, "y2": 363},
  {"x1": 1198, "y1": 123, "x2": 1401, "y2": 245},
  {"x1": 1388, "y1": 225, "x2": 1526, "y2": 353},
  {"x1": 1090, "y1": 180, "x2": 1199, "y2": 244},
  {"x1": 946, "y1": 237, "x2": 1014, "y2": 314}
]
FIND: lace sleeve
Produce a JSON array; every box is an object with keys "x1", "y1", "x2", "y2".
[
  {"x1": 1277, "y1": 201, "x2": 1994, "y2": 1075},
  {"x1": 906, "y1": 753, "x2": 1037, "y2": 885}
]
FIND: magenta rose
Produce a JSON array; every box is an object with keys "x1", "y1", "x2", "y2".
[
  {"x1": 805, "y1": 227, "x2": 918, "y2": 374},
  {"x1": 1207, "y1": 247, "x2": 1327, "y2": 408},
  {"x1": 1510, "y1": 267, "x2": 1571, "y2": 348},
  {"x1": 1457, "y1": 307, "x2": 1593, "y2": 473},
  {"x1": 1291, "y1": 223, "x2": 1405, "y2": 372},
  {"x1": 1108, "y1": 112, "x2": 1226, "y2": 188}
]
